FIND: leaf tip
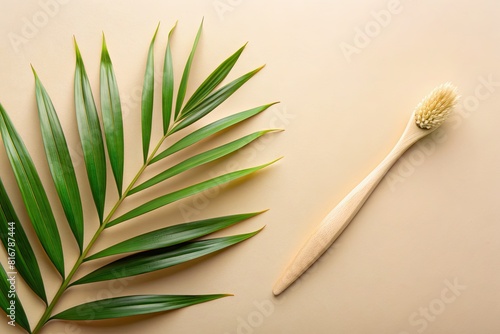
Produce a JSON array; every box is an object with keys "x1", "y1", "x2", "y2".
[
  {"x1": 152, "y1": 22, "x2": 160, "y2": 40},
  {"x1": 30, "y1": 64, "x2": 38, "y2": 77},
  {"x1": 264, "y1": 128, "x2": 284, "y2": 134},
  {"x1": 247, "y1": 226, "x2": 265, "y2": 238},
  {"x1": 101, "y1": 34, "x2": 109, "y2": 57},
  {"x1": 262, "y1": 156, "x2": 283, "y2": 168},
  {"x1": 73, "y1": 37, "x2": 82, "y2": 58},
  {"x1": 168, "y1": 21, "x2": 178, "y2": 38},
  {"x1": 249, "y1": 65, "x2": 266, "y2": 77}
]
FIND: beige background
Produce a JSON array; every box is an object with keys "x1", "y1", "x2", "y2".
[{"x1": 1, "y1": 0, "x2": 499, "y2": 333}]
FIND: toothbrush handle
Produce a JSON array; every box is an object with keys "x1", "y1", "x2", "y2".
[{"x1": 273, "y1": 135, "x2": 418, "y2": 295}]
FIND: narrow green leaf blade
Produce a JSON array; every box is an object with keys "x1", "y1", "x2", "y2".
[
  {"x1": 33, "y1": 68, "x2": 84, "y2": 253},
  {"x1": 0, "y1": 103, "x2": 65, "y2": 277},
  {"x1": 131, "y1": 130, "x2": 275, "y2": 195},
  {"x1": 108, "y1": 159, "x2": 277, "y2": 227},
  {"x1": 100, "y1": 34, "x2": 125, "y2": 196},
  {"x1": 0, "y1": 264, "x2": 31, "y2": 332},
  {"x1": 0, "y1": 178, "x2": 47, "y2": 303},
  {"x1": 174, "y1": 19, "x2": 203, "y2": 119},
  {"x1": 141, "y1": 24, "x2": 160, "y2": 163},
  {"x1": 162, "y1": 23, "x2": 176, "y2": 134},
  {"x1": 171, "y1": 66, "x2": 264, "y2": 134},
  {"x1": 52, "y1": 294, "x2": 228, "y2": 321},
  {"x1": 181, "y1": 43, "x2": 246, "y2": 116},
  {"x1": 74, "y1": 39, "x2": 107, "y2": 223},
  {"x1": 85, "y1": 212, "x2": 263, "y2": 261},
  {"x1": 73, "y1": 230, "x2": 260, "y2": 285},
  {"x1": 150, "y1": 103, "x2": 277, "y2": 164}
]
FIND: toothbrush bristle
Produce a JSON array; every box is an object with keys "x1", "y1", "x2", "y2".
[{"x1": 414, "y1": 83, "x2": 458, "y2": 130}]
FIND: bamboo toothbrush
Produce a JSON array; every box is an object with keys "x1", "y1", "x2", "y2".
[{"x1": 273, "y1": 83, "x2": 458, "y2": 295}]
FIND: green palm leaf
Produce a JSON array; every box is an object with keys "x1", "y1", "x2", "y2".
[
  {"x1": 73, "y1": 230, "x2": 260, "y2": 285},
  {"x1": 175, "y1": 19, "x2": 203, "y2": 119},
  {"x1": 33, "y1": 68, "x2": 84, "y2": 253},
  {"x1": 180, "y1": 43, "x2": 247, "y2": 116},
  {"x1": 0, "y1": 264, "x2": 31, "y2": 332},
  {"x1": 170, "y1": 66, "x2": 264, "y2": 134},
  {"x1": 162, "y1": 23, "x2": 176, "y2": 134},
  {"x1": 108, "y1": 160, "x2": 277, "y2": 227},
  {"x1": 0, "y1": 103, "x2": 65, "y2": 277},
  {"x1": 52, "y1": 294, "x2": 229, "y2": 321},
  {"x1": 85, "y1": 212, "x2": 263, "y2": 261},
  {"x1": 150, "y1": 103, "x2": 277, "y2": 164},
  {"x1": 0, "y1": 178, "x2": 47, "y2": 303},
  {"x1": 130, "y1": 130, "x2": 276, "y2": 195},
  {"x1": 100, "y1": 34, "x2": 125, "y2": 196},
  {"x1": 141, "y1": 24, "x2": 160, "y2": 163},
  {"x1": 74, "y1": 39, "x2": 107, "y2": 223},
  {"x1": 0, "y1": 22, "x2": 280, "y2": 333}
]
